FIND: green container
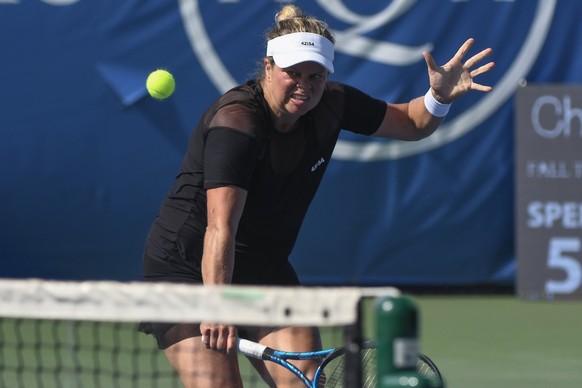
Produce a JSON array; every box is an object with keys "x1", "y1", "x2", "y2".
[{"x1": 375, "y1": 295, "x2": 432, "y2": 387}]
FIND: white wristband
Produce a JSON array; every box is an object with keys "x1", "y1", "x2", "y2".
[{"x1": 424, "y1": 89, "x2": 451, "y2": 117}]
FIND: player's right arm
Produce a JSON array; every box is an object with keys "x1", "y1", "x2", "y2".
[
  {"x1": 202, "y1": 185, "x2": 247, "y2": 284},
  {"x1": 201, "y1": 185, "x2": 247, "y2": 353}
]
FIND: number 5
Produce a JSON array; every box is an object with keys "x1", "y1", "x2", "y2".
[{"x1": 545, "y1": 237, "x2": 582, "y2": 295}]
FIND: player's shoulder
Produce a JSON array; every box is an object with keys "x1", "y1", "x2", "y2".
[
  {"x1": 207, "y1": 81, "x2": 268, "y2": 137},
  {"x1": 323, "y1": 81, "x2": 344, "y2": 95},
  {"x1": 318, "y1": 81, "x2": 359, "y2": 111},
  {"x1": 324, "y1": 81, "x2": 362, "y2": 96},
  {"x1": 218, "y1": 81, "x2": 263, "y2": 109},
  {"x1": 322, "y1": 81, "x2": 380, "y2": 109}
]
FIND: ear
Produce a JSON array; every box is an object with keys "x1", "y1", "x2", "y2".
[{"x1": 264, "y1": 58, "x2": 273, "y2": 80}]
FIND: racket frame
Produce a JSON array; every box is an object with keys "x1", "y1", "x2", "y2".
[{"x1": 237, "y1": 338, "x2": 442, "y2": 388}]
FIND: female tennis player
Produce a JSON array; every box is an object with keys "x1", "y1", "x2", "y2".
[{"x1": 139, "y1": 4, "x2": 494, "y2": 387}]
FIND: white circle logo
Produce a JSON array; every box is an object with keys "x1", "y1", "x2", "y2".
[{"x1": 178, "y1": 0, "x2": 555, "y2": 160}]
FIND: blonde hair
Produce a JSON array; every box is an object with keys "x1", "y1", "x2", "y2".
[{"x1": 267, "y1": 5, "x2": 334, "y2": 43}]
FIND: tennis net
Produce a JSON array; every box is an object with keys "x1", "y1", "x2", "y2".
[{"x1": 0, "y1": 278, "x2": 399, "y2": 387}]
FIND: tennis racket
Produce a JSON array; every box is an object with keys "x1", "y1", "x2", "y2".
[{"x1": 237, "y1": 338, "x2": 444, "y2": 388}]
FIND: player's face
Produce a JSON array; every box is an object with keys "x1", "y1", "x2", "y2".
[{"x1": 263, "y1": 60, "x2": 327, "y2": 127}]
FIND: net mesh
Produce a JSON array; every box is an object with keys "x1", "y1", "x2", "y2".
[
  {"x1": 0, "y1": 279, "x2": 398, "y2": 387},
  {"x1": 1, "y1": 319, "x2": 179, "y2": 388}
]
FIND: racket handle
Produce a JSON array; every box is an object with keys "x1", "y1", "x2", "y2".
[{"x1": 236, "y1": 338, "x2": 267, "y2": 359}]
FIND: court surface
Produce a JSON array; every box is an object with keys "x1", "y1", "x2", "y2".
[
  {"x1": 415, "y1": 295, "x2": 582, "y2": 388},
  {"x1": 239, "y1": 294, "x2": 582, "y2": 387}
]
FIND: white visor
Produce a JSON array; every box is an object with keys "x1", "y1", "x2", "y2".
[{"x1": 266, "y1": 32, "x2": 334, "y2": 73}]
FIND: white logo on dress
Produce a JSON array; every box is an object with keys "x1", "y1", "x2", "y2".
[{"x1": 311, "y1": 157, "x2": 326, "y2": 172}]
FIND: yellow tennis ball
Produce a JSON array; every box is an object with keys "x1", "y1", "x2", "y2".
[{"x1": 146, "y1": 69, "x2": 175, "y2": 100}]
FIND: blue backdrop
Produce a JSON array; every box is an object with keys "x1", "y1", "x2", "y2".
[{"x1": 1, "y1": 0, "x2": 580, "y2": 285}]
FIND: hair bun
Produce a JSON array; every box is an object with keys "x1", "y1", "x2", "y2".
[{"x1": 275, "y1": 4, "x2": 303, "y2": 22}]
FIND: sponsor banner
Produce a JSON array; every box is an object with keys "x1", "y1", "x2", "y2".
[
  {"x1": 516, "y1": 86, "x2": 582, "y2": 299},
  {"x1": 1, "y1": 0, "x2": 581, "y2": 285}
]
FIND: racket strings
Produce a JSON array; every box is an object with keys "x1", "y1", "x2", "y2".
[
  {"x1": 318, "y1": 347, "x2": 377, "y2": 388},
  {"x1": 417, "y1": 355, "x2": 443, "y2": 382},
  {"x1": 417, "y1": 360, "x2": 434, "y2": 378},
  {"x1": 360, "y1": 347, "x2": 377, "y2": 388},
  {"x1": 320, "y1": 357, "x2": 344, "y2": 387},
  {"x1": 319, "y1": 349, "x2": 443, "y2": 387}
]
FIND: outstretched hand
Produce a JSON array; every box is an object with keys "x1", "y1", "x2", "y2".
[{"x1": 423, "y1": 38, "x2": 494, "y2": 104}]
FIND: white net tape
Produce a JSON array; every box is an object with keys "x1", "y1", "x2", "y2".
[{"x1": 0, "y1": 279, "x2": 399, "y2": 326}]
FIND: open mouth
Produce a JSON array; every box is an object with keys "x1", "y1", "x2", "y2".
[{"x1": 291, "y1": 93, "x2": 309, "y2": 102}]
